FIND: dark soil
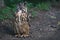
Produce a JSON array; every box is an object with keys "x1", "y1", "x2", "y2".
[{"x1": 0, "y1": 6, "x2": 60, "y2": 40}]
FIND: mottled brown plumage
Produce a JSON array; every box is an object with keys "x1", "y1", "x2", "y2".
[{"x1": 14, "y1": 2, "x2": 30, "y2": 37}]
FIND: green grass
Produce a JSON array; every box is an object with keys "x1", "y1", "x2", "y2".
[
  {"x1": 27, "y1": 2, "x2": 51, "y2": 17},
  {"x1": 27, "y1": 2, "x2": 50, "y2": 10},
  {"x1": 27, "y1": 3, "x2": 34, "y2": 10},
  {"x1": 0, "y1": 7, "x2": 15, "y2": 20},
  {"x1": 31, "y1": 11, "x2": 37, "y2": 17},
  {"x1": 35, "y1": 2, "x2": 50, "y2": 10},
  {"x1": 0, "y1": 2, "x2": 51, "y2": 20}
]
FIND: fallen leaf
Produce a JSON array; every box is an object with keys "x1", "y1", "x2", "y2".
[
  {"x1": 57, "y1": 21, "x2": 60, "y2": 25},
  {"x1": 50, "y1": 16, "x2": 56, "y2": 19}
]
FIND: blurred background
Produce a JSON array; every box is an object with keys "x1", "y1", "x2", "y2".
[{"x1": 0, "y1": 0, "x2": 60, "y2": 40}]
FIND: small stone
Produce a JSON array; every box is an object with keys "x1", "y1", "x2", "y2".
[
  {"x1": 57, "y1": 21, "x2": 60, "y2": 25},
  {"x1": 50, "y1": 16, "x2": 56, "y2": 19},
  {"x1": 50, "y1": 25, "x2": 57, "y2": 28}
]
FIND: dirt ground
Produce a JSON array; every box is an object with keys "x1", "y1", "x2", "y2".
[{"x1": 0, "y1": 6, "x2": 60, "y2": 40}]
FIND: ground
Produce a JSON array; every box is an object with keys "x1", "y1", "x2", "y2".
[{"x1": 0, "y1": 5, "x2": 60, "y2": 40}]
